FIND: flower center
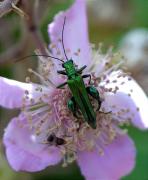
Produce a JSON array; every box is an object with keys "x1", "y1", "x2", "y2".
[
  {"x1": 19, "y1": 46, "x2": 132, "y2": 167},
  {"x1": 21, "y1": 77, "x2": 118, "y2": 167}
]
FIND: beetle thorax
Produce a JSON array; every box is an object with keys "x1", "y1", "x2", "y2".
[{"x1": 63, "y1": 60, "x2": 77, "y2": 78}]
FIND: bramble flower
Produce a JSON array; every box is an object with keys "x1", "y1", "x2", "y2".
[{"x1": 1, "y1": 0, "x2": 148, "y2": 179}]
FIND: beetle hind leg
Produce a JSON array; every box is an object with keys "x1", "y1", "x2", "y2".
[
  {"x1": 67, "y1": 97, "x2": 79, "y2": 118},
  {"x1": 86, "y1": 86, "x2": 102, "y2": 111}
]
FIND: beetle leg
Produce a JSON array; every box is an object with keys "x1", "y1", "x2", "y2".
[
  {"x1": 57, "y1": 70, "x2": 67, "y2": 75},
  {"x1": 56, "y1": 82, "x2": 67, "y2": 89},
  {"x1": 86, "y1": 86, "x2": 102, "y2": 111},
  {"x1": 82, "y1": 74, "x2": 91, "y2": 84},
  {"x1": 77, "y1": 65, "x2": 87, "y2": 74},
  {"x1": 67, "y1": 97, "x2": 78, "y2": 118}
]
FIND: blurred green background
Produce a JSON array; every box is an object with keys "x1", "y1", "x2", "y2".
[{"x1": 0, "y1": 0, "x2": 148, "y2": 180}]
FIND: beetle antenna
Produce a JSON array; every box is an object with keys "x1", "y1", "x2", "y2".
[
  {"x1": 15, "y1": 54, "x2": 65, "y2": 63},
  {"x1": 62, "y1": 16, "x2": 69, "y2": 61}
]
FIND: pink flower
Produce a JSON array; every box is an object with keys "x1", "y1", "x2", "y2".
[{"x1": 1, "y1": 0, "x2": 148, "y2": 179}]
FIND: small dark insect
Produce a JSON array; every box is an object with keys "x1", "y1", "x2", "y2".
[{"x1": 47, "y1": 133, "x2": 66, "y2": 146}]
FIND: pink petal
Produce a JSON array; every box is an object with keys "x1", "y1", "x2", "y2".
[
  {"x1": 0, "y1": 77, "x2": 53, "y2": 109},
  {"x1": 77, "y1": 134, "x2": 136, "y2": 180},
  {"x1": 3, "y1": 114, "x2": 62, "y2": 172},
  {"x1": 48, "y1": 0, "x2": 91, "y2": 68},
  {"x1": 0, "y1": 77, "x2": 27, "y2": 108},
  {"x1": 101, "y1": 71, "x2": 148, "y2": 129}
]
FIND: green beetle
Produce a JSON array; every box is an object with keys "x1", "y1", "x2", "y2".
[
  {"x1": 54, "y1": 17, "x2": 102, "y2": 129},
  {"x1": 57, "y1": 59, "x2": 101, "y2": 129},
  {"x1": 17, "y1": 17, "x2": 102, "y2": 129}
]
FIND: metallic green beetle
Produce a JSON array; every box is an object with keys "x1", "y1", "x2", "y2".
[
  {"x1": 54, "y1": 17, "x2": 102, "y2": 129},
  {"x1": 56, "y1": 59, "x2": 101, "y2": 129},
  {"x1": 18, "y1": 17, "x2": 102, "y2": 129}
]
